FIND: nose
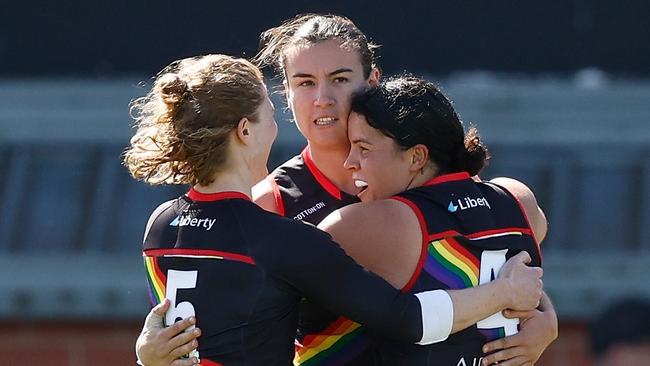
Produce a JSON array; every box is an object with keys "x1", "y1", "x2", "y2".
[
  {"x1": 344, "y1": 148, "x2": 359, "y2": 171},
  {"x1": 314, "y1": 83, "x2": 334, "y2": 107}
]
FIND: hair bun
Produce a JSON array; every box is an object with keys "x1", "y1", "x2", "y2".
[
  {"x1": 462, "y1": 127, "x2": 489, "y2": 176},
  {"x1": 157, "y1": 73, "x2": 188, "y2": 107}
]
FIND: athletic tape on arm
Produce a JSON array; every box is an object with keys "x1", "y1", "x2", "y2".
[{"x1": 415, "y1": 289, "x2": 454, "y2": 345}]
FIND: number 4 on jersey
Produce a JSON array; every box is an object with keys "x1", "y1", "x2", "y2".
[{"x1": 475, "y1": 249, "x2": 519, "y2": 336}]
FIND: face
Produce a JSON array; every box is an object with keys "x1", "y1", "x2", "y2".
[
  {"x1": 344, "y1": 112, "x2": 415, "y2": 202},
  {"x1": 248, "y1": 87, "x2": 278, "y2": 182},
  {"x1": 283, "y1": 39, "x2": 378, "y2": 150}
]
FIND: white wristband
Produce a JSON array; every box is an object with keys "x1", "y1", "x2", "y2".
[
  {"x1": 414, "y1": 289, "x2": 454, "y2": 345},
  {"x1": 135, "y1": 331, "x2": 146, "y2": 365}
]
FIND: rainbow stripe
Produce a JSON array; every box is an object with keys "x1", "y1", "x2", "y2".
[
  {"x1": 479, "y1": 327, "x2": 506, "y2": 341},
  {"x1": 293, "y1": 317, "x2": 369, "y2": 366},
  {"x1": 424, "y1": 237, "x2": 480, "y2": 289},
  {"x1": 143, "y1": 255, "x2": 167, "y2": 305}
]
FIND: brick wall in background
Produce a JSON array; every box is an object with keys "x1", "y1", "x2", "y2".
[
  {"x1": 538, "y1": 322, "x2": 592, "y2": 366},
  {"x1": 0, "y1": 321, "x2": 138, "y2": 366},
  {"x1": 0, "y1": 321, "x2": 591, "y2": 366}
]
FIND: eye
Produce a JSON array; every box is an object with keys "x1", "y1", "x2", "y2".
[
  {"x1": 296, "y1": 80, "x2": 315, "y2": 87},
  {"x1": 358, "y1": 145, "x2": 370, "y2": 156},
  {"x1": 333, "y1": 77, "x2": 349, "y2": 84}
]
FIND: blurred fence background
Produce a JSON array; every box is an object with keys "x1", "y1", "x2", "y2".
[
  {"x1": 1, "y1": 75, "x2": 648, "y2": 365},
  {"x1": 1, "y1": 1, "x2": 649, "y2": 365}
]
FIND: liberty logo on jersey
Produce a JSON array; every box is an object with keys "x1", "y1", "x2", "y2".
[
  {"x1": 169, "y1": 215, "x2": 216, "y2": 231},
  {"x1": 448, "y1": 196, "x2": 491, "y2": 212}
]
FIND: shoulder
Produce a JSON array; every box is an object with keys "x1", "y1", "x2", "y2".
[
  {"x1": 320, "y1": 198, "x2": 418, "y2": 231},
  {"x1": 149, "y1": 198, "x2": 177, "y2": 219},
  {"x1": 142, "y1": 198, "x2": 180, "y2": 249},
  {"x1": 244, "y1": 206, "x2": 335, "y2": 269},
  {"x1": 244, "y1": 203, "x2": 329, "y2": 244},
  {"x1": 489, "y1": 177, "x2": 548, "y2": 243},
  {"x1": 252, "y1": 176, "x2": 281, "y2": 215},
  {"x1": 252, "y1": 154, "x2": 305, "y2": 215},
  {"x1": 489, "y1": 177, "x2": 534, "y2": 199},
  {"x1": 144, "y1": 199, "x2": 176, "y2": 235},
  {"x1": 271, "y1": 154, "x2": 304, "y2": 178}
]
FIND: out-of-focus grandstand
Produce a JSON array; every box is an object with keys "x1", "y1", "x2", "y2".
[
  {"x1": 1, "y1": 72, "x2": 649, "y2": 365},
  {"x1": 2, "y1": 1, "x2": 650, "y2": 364},
  {"x1": 1, "y1": 72, "x2": 648, "y2": 320}
]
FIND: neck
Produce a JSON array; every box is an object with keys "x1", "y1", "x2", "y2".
[
  {"x1": 307, "y1": 143, "x2": 357, "y2": 195},
  {"x1": 193, "y1": 166, "x2": 254, "y2": 199},
  {"x1": 404, "y1": 165, "x2": 437, "y2": 191}
]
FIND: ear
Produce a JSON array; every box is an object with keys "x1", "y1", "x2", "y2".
[
  {"x1": 368, "y1": 67, "x2": 381, "y2": 86},
  {"x1": 235, "y1": 117, "x2": 251, "y2": 145},
  {"x1": 408, "y1": 144, "x2": 429, "y2": 172}
]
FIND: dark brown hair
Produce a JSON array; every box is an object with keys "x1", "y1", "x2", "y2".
[
  {"x1": 351, "y1": 75, "x2": 489, "y2": 176},
  {"x1": 254, "y1": 13, "x2": 379, "y2": 79}
]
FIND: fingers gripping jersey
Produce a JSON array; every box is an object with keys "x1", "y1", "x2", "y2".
[
  {"x1": 268, "y1": 147, "x2": 372, "y2": 366},
  {"x1": 142, "y1": 189, "x2": 426, "y2": 366},
  {"x1": 375, "y1": 172, "x2": 542, "y2": 366}
]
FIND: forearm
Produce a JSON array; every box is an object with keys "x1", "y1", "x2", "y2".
[
  {"x1": 280, "y1": 230, "x2": 424, "y2": 343},
  {"x1": 447, "y1": 280, "x2": 509, "y2": 333}
]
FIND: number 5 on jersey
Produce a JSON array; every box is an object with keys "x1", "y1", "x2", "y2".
[{"x1": 166, "y1": 269, "x2": 200, "y2": 360}]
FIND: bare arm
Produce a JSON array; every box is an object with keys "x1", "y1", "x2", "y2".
[
  {"x1": 318, "y1": 200, "x2": 543, "y2": 335},
  {"x1": 490, "y1": 177, "x2": 548, "y2": 244},
  {"x1": 318, "y1": 199, "x2": 422, "y2": 288}
]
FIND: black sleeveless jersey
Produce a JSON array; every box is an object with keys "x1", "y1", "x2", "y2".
[
  {"x1": 268, "y1": 147, "x2": 360, "y2": 226},
  {"x1": 267, "y1": 147, "x2": 373, "y2": 365},
  {"x1": 372, "y1": 172, "x2": 542, "y2": 366},
  {"x1": 142, "y1": 188, "x2": 426, "y2": 366}
]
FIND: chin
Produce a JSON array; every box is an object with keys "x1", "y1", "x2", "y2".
[
  {"x1": 357, "y1": 190, "x2": 375, "y2": 202},
  {"x1": 309, "y1": 132, "x2": 348, "y2": 148},
  {"x1": 367, "y1": 191, "x2": 395, "y2": 202}
]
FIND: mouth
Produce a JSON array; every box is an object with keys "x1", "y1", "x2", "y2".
[
  {"x1": 354, "y1": 179, "x2": 369, "y2": 197},
  {"x1": 314, "y1": 116, "x2": 338, "y2": 126}
]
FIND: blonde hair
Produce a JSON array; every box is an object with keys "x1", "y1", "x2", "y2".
[{"x1": 124, "y1": 54, "x2": 265, "y2": 186}]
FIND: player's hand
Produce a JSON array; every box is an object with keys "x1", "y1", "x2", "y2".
[
  {"x1": 497, "y1": 252, "x2": 543, "y2": 311},
  {"x1": 481, "y1": 307, "x2": 558, "y2": 366},
  {"x1": 136, "y1": 299, "x2": 201, "y2": 366}
]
